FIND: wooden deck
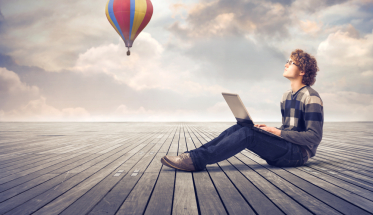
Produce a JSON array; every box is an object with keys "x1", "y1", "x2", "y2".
[{"x1": 0, "y1": 122, "x2": 372, "y2": 215}]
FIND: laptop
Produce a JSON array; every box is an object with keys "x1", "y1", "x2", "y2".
[{"x1": 222, "y1": 92, "x2": 283, "y2": 140}]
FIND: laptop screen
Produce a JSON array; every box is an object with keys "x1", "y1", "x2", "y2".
[{"x1": 222, "y1": 93, "x2": 254, "y2": 124}]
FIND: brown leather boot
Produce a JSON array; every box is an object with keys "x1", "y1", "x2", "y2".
[{"x1": 161, "y1": 153, "x2": 196, "y2": 171}]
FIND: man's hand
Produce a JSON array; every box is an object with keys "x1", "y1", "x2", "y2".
[{"x1": 254, "y1": 124, "x2": 281, "y2": 137}]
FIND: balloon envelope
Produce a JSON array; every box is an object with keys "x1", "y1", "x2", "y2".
[{"x1": 105, "y1": 0, "x2": 153, "y2": 48}]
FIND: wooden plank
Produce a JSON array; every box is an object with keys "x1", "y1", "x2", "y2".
[
  {"x1": 185, "y1": 125, "x2": 227, "y2": 215},
  {"x1": 0, "y1": 171, "x2": 85, "y2": 214},
  {"x1": 217, "y1": 160, "x2": 284, "y2": 215},
  {"x1": 321, "y1": 138, "x2": 373, "y2": 150},
  {"x1": 59, "y1": 128, "x2": 174, "y2": 215},
  {"x1": 0, "y1": 135, "x2": 96, "y2": 169},
  {"x1": 228, "y1": 155, "x2": 311, "y2": 214},
  {"x1": 0, "y1": 122, "x2": 372, "y2": 215},
  {"x1": 32, "y1": 129, "x2": 168, "y2": 215},
  {"x1": 1, "y1": 129, "x2": 163, "y2": 214},
  {"x1": 304, "y1": 163, "x2": 373, "y2": 191},
  {"x1": 0, "y1": 174, "x2": 59, "y2": 202},
  {"x1": 115, "y1": 172, "x2": 160, "y2": 215},
  {"x1": 109, "y1": 141, "x2": 176, "y2": 214},
  {"x1": 171, "y1": 170, "x2": 198, "y2": 215},
  {"x1": 295, "y1": 166, "x2": 373, "y2": 200},
  {"x1": 206, "y1": 163, "x2": 256, "y2": 214},
  {"x1": 168, "y1": 124, "x2": 180, "y2": 154},
  {"x1": 312, "y1": 153, "x2": 373, "y2": 174},
  {"x1": 0, "y1": 134, "x2": 137, "y2": 192},
  {"x1": 1, "y1": 153, "x2": 53, "y2": 170},
  {"x1": 2, "y1": 144, "x2": 93, "y2": 176},
  {"x1": 0, "y1": 139, "x2": 73, "y2": 164},
  {"x1": 236, "y1": 152, "x2": 341, "y2": 215},
  {"x1": 316, "y1": 150, "x2": 373, "y2": 169},
  {"x1": 143, "y1": 162, "x2": 175, "y2": 215},
  {"x1": 0, "y1": 135, "x2": 139, "y2": 198},
  {"x1": 88, "y1": 128, "x2": 177, "y2": 215},
  {"x1": 0, "y1": 136, "x2": 62, "y2": 151},
  {"x1": 178, "y1": 125, "x2": 187, "y2": 153},
  {"x1": 191, "y1": 170, "x2": 228, "y2": 215},
  {"x1": 0, "y1": 136, "x2": 129, "y2": 184},
  {"x1": 0, "y1": 135, "x2": 86, "y2": 156},
  {"x1": 143, "y1": 130, "x2": 180, "y2": 215},
  {"x1": 283, "y1": 168, "x2": 373, "y2": 213},
  {"x1": 190, "y1": 126, "x2": 256, "y2": 214},
  {"x1": 169, "y1": 126, "x2": 198, "y2": 215},
  {"x1": 241, "y1": 150, "x2": 373, "y2": 215}
]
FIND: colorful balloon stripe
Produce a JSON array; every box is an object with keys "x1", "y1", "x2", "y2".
[
  {"x1": 106, "y1": 0, "x2": 125, "y2": 40},
  {"x1": 113, "y1": 0, "x2": 131, "y2": 46},
  {"x1": 130, "y1": 0, "x2": 147, "y2": 40},
  {"x1": 106, "y1": 0, "x2": 153, "y2": 48},
  {"x1": 129, "y1": 0, "x2": 135, "y2": 41},
  {"x1": 133, "y1": 0, "x2": 153, "y2": 41}
]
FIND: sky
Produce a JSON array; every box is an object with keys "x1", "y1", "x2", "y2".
[{"x1": 0, "y1": 0, "x2": 372, "y2": 122}]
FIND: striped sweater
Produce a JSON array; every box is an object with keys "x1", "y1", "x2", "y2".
[{"x1": 279, "y1": 86, "x2": 324, "y2": 157}]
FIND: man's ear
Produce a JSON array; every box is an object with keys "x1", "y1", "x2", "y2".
[{"x1": 299, "y1": 70, "x2": 305, "y2": 76}]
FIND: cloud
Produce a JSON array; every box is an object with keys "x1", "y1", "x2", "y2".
[
  {"x1": 0, "y1": 10, "x2": 5, "y2": 33},
  {"x1": 0, "y1": 0, "x2": 372, "y2": 122},
  {"x1": 0, "y1": 67, "x2": 38, "y2": 94},
  {"x1": 0, "y1": 67, "x2": 92, "y2": 122},
  {"x1": 291, "y1": 0, "x2": 349, "y2": 14},
  {"x1": 0, "y1": 0, "x2": 117, "y2": 71},
  {"x1": 316, "y1": 28, "x2": 373, "y2": 93},
  {"x1": 0, "y1": 67, "x2": 40, "y2": 111},
  {"x1": 73, "y1": 32, "x2": 164, "y2": 86},
  {"x1": 1, "y1": 96, "x2": 90, "y2": 121},
  {"x1": 361, "y1": 70, "x2": 373, "y2": 77},
  {"x1": 115, "y1": 104, "x2": 155, "y2": 115},
  {"x1": 169, "y1": 3, "x2": 189, "y2": 19},
  {"x1": 207, "y1": 101, "x2": 230, "y2": 113},
  {"x1": 164, "y1": 0, "x2": 368, "y2": 89},
  {"x1": 169, "y1": 0, "x2": 291, "y2": 40},
  {"x1": 322, "y1": 91, "x2": 373, "y2": 121},
  {"x1": 299, "y1": 20, "x2": 323, "y2": 36},
  {"x1": 108, "y1": 102, "x2": 238, "y2": 122},
  {"x1": 71, "y1": 33, "x2": 177, "y2": 91},
  {"x1": 176, "y1": 37, "x2": 286, "y2": 85},
  {"x1": 71, "y1": 33, "x2": 232, "y2": 96},
  {"x1": 112, "y1": 104, "x2": 155, "y2": 121},
  {"x1": 104, "y1": 104, "x2": 200, "y2": 122},
  {"x1": 318, "y1": 29, "x2": 373, "y2": 67}
]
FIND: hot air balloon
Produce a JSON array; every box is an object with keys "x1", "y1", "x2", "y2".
[{"x1": 105, "y1": 0, "x2": 153, "y2": 56}]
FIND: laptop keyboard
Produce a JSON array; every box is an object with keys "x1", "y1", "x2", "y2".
[{"x1": 252, "y1": 126, "x2": 283, "y2": 140}]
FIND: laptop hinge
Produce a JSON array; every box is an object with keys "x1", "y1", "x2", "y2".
[{"x1": 236, "y1": 118, "x2": 254, "y2": 127}]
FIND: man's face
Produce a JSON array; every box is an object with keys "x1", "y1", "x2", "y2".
[{"x1": 283, "y1": 58, "x2": 303, "y2": 80}]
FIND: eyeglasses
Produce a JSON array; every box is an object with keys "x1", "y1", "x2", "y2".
[{"x1": 286, "y1": 60, "x2": 298, "y2": 66}]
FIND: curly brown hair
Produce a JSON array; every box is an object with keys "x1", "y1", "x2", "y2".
[{"x1": 290, "y1": 49, "x2": 319, "y2": 86}]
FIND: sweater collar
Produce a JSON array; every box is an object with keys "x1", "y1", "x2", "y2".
[{"x1": 291, "y1": 85, "x2": 307, "y2": 98}]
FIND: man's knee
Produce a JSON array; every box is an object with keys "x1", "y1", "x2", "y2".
[
  {"x1": 238, "y1": 125, "x2": 253, "y2": 133},
  {"x1": 223, "y1": 124, "x2": 239, "y2": 136},
  {"x1": 228, "y1": 123, "x2": 243, "y2": 132}
]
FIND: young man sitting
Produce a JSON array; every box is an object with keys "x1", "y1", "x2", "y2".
[{"x1": 161, "y1": 49, "x2": 324, "y2": 171}]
